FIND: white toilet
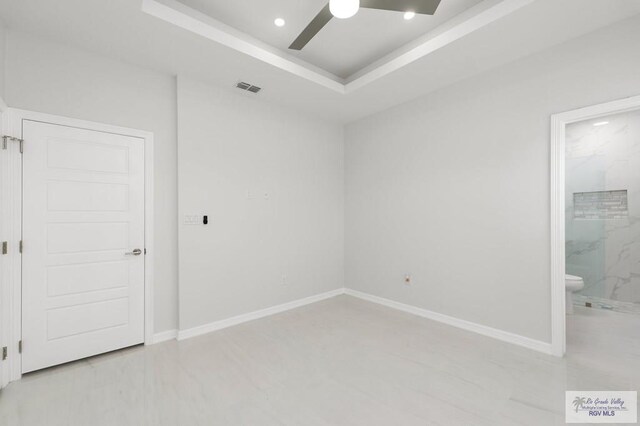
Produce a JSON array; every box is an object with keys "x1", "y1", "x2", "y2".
[{"x1": 565, "y1": 274, "x2": 585, "y2": 314}]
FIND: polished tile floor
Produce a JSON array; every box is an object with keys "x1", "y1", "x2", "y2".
[{"x1": 1, "y1": 296, "x2": 638, "y2": 425}]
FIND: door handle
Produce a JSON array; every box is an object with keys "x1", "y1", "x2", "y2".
[{"x1": 125, "y1": 248, "x2": 142, "y2": 256}]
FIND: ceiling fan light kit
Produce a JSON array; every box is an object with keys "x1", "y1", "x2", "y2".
[
  {"x1": 330, "y1": 0, "x2": 360, "y2": 19},
  {"x1": 289, "y1": 0, "x2": 442, "y2": 51},
  {"x1": 404, "y1": 11, "x2": 416, "y2": 20}
]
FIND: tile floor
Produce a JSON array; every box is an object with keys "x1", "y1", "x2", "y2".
[{"x1": 0, "y1": 296, "x2": 638, "y2": 425}]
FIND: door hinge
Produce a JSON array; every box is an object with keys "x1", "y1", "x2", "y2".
[
  {"x1": 144, "y1": 248, "x2": 147, "y2": 255},
  {"x1": 1, "y1": 241, "x2": 7, "y2": 255},
  {"x1": 2, "y1": 347, "x2": 7, "y2": 361},
  {"x1": 19, "y1": 240, "x2": 23, "y2": 253},
  {"x1": 2, "y1": 135, "x2": 24, "y2": 153},
  {"x1": 18, "y1": 340, "x2": 22, "y2": 354}
]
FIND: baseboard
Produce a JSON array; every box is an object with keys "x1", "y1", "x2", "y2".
[
  {"x1": 161, "y1": 287, "x2": 553, "y2": 355},
  {"x1": 344, "y1": 288, "x2": 554, "y2": 355},
  {"x1": 177, "y1": 288, "x2": 346, "y2": 341},
  {"x1": 152, "y1": 329, "x2": 178, "y2": 344}
]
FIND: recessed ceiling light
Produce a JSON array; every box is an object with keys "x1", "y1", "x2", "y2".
[
  {"x1": 404, "y1": 11, "x2": 416, "y2": 20},
  {"x1": 593, "y1": 121, "x2": 609, "y2": 127},
  {"x1": 274, "y1": 18, "x2": 285, "y2": 27}
]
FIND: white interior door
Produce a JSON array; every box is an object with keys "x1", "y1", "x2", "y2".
[{"x1": 22, "y1": 120, "x2": 145, "y2": 373}]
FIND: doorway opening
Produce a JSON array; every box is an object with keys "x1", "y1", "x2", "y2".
[{"x1": 551, "y1": 95, "x2": 640, "y2": 357}]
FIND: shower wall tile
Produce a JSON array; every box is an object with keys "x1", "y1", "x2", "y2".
[
  {"x1": 573, "y1": 190, "x2": 628, "y2": 219},
  {"x1": 566, "y1": 109, "x2": 640, "y2": 306}
]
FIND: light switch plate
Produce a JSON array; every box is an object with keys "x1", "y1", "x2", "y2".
[{"x1": 183, "y1": 215, "x2": 201, "y2": 225}]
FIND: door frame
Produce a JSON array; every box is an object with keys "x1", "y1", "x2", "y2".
[
  {"x1": 3, "y1": 108, "x2": 155, "y2": 382},
  {"x1": 0, "y1": 96, "x2": 11, "y2": 390},
  {"x1": 550, "y1": 94, "x2": 640, "y2": 357}
]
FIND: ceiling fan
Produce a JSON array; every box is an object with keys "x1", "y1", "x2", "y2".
[{"x1": 289, "y1": 0, "x2": 443, "y2": 50}]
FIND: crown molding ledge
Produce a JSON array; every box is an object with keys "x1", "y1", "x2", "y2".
[
  {"x1": 345, "y1": 0, "x2": 535, "y2": 92},
  {"x1": 142, "y1": 0, "x2": 534, "y2": 95},
  {"x1": 142, "y1": 0, "x2": 346, "y2": 93}
]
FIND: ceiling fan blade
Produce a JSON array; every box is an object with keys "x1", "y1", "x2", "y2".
[
  {"x1": 360, "y1": 0, "x2": 442, "y2": 15},
  {"x1": 289, "y1": 3, "x2": 333, "y2": 50}
]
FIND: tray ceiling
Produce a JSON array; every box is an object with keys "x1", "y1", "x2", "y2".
[{"x1": 177, "y1": 0, "x2": 485, "y2": 78}]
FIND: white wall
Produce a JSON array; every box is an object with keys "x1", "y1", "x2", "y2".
[
  {"x1": 345, "y1": 15, "x2": 640, "y2": 343},
  {"x1": 5, "y1": 13, "x2": 640, "y2": 346},
  {"x1": 4, "y1": 31, "x2": 179, "y2": 333},
  {"x1": 0, "y1": 20, "x2": 5, "y2": 100},
  {"x1": 2, "y1": 30, "x2": 345, "y2": 338},
  {"x1": 177, "y1": 77, "x2": 344, "y2": 331}
]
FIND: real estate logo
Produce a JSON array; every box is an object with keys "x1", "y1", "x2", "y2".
[{"x1": 566, "y1": 391, "x2": 637, "y2": 423}]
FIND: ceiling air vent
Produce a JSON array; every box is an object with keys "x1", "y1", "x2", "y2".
[{"x1": 236, "y1": 81, "x2": 261, "y2": 94}]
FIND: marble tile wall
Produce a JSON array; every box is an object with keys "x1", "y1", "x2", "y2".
[
  {"x1": 566, "y1": 109, "x2": 640, "y2": 309},
  {"x1": 573, "y1": 190, "x2": 628, "y2": 220}
]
